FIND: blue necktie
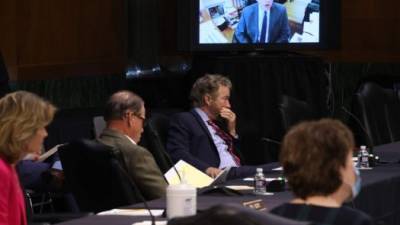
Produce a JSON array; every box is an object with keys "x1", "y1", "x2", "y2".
[{"x1": 259, "y1": 11, "x2": 268, "y2": 43}]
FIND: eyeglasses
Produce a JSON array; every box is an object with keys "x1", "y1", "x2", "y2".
[{"x1": 134, "y1": 114, "x2": 146, "y2": 122}]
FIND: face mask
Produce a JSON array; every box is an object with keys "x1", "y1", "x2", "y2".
[{"x1": 348, "y1": 164, "x2": 362, "y2": 201}]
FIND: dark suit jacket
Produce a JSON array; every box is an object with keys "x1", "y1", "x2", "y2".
[
  {"x1": 166, "y1": 109, "x2": 228, "y2": 172},
  {"x1": 234, "y1": 3, "x2": 291, "y2": 43},
  {"x1": 98, "y1": 128, "x2": 167, "y2": 200},
  {"x1": 166, "y1": 109, "x2": 278, "y2": 178}
]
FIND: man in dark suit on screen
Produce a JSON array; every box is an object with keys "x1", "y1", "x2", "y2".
[
  {"x1": 234, "y1": 0, "x2": 291, "y2": 43},
  {"x1": 166, "y1": 74, "x2": 276, "y2": 179}
]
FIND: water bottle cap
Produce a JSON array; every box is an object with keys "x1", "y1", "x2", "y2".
[
  {"x1": 256, "y1": 168, "x2": 263, "y2": 173},
  {"x1": 360, "y1": 145, "x2": 367, "y2": 150}
]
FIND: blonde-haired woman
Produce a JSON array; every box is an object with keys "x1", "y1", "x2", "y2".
[{"x1": 0, "y1": 91, "x2": 56, "y2": 225}]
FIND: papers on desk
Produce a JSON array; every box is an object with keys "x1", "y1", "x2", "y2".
[
  {"x1": 243, "y1": 177, "x2": 279, "y2": 182},
  {"x1": 164, "y1": 160, "x2": 230, "y2": 188},
  {"x1": 133, "y1": 221, "x2": 167, "y2": 225},
  {"x1": 272, "y1": 166, "x2": 283, "y2": 171},
  {"x1": 200, "y1": 20, "x2": 228, "y2": 44},
  {"x1": 97, "y1": 209, "x2": 164, "y2": 216},
  {"x1": 290, "y1": 12, "x2": 319, "y2": 43},
  {"x1": 38, "y1": 144, "x2": 65, "y2": 162},
  {"x1": 225, "y1": 185, "x2": 254, "y2": 191}
]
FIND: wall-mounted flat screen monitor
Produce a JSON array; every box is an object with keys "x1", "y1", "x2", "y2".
[{"x1": 192, "y1": 0, "x2": 338, "y2": 51}]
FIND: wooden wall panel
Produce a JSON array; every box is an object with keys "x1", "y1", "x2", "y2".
[
  {"x1": 0, "y1": 0, "x2": 17, "y2": 80},
  {"x1": 2, "y1": 0, "x2": 127, "y2": 80},
  {"x1": 320, "y1": 0, "x2": 400, "y2": 61}
]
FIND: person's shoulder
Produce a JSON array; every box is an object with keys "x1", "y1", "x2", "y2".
[
  {"x1": 170, "y1": 110, "x2": 196, "y2": 122},
  {"x1": 272, "y1": 2, "x2": 286, "y2": 11},
  {"x1": 243, "y1": 3, "x2": 258, "y2": 13},
  {"x1": 171, "y1": 110, "x2": 191, "y2": 117},
  {"x1": 338, "y1": 206, "x2": 374, "y2": 225},
  {"x1": 270, "y1": 203, "x2": 293, "y2": 214}
]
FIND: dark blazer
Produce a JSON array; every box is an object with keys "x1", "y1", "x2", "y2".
[
  {"x1": 166, "y1": 109, "x2": 277, "y2": 178},
  {"x1": 98, "y1": 128, "x2": 167, "y2": 200},
  {"x1": 234, "y1": 3, "x2": 291, "y2": 43},
  {"x1": 166, "y1": 109, "x2": 226, "y2": 172}
]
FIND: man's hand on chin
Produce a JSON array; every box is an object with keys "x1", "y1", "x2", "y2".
[
  {"x1": 205, "y1": 167, "x2": 222, "y2": 178},
  {"x1": 220, "y1": 107, "x2": 237, "y2": 137}
]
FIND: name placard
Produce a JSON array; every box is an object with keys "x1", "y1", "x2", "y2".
[{"x1": 242, "y1": 199, "x2": 267, "y2": 211}]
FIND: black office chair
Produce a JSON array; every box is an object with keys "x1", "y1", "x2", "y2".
[
  {"x1": 58, "y1": 139, "x2": 143, "y2": 213},
  {"x1": 354, "y1": 82, "x2": 400, "y2": 146},
  {"x1": 279, "y1": 95, "x2": 319, "y2": 131},
  {"x1": 24, "y1": 189, "x2": 90, "y2": 225},
  {"x1": 139, "y1": 113, "x2": 173, "y2": 173},
  {"x1": 168, "y1": 204, "x2": 310, "y2": 225}
]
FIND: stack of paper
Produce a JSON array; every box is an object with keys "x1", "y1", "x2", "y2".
[
  {"x1": 164, "y1": 160, "x2": 230, "y2": 188},
  {"x1": 97, "y1": 209, "x2": 164, "y2": 216}
]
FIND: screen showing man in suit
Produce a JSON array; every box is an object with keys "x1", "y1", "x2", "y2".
[
  {"x1": 234, "y1": 0, "x2": 291, "y2": 43},
  {"x1": 198, "y1": 0, "x2": 320, "y2": 44}
]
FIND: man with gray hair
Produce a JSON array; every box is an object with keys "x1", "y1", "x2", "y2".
[
  {"x1": 166, "y1": 74, "x2": 276, "y2": 179},
  {"x1": 98, "y1": 90, "x2": 167, "y2": 200}
]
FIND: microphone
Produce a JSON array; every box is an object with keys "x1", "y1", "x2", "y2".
[
  {"x1": 341, "y1": 106, "x2": 375, "y2": 155},
  {"x1": 261, "y1": 137, "x2": 281, "y2": 145},
  {"x1": 145, "y1": 121, "x2": 182, "y2": 182},
  {"x1": 116, "y1": 161, "x2": 157, "y2": 225}
]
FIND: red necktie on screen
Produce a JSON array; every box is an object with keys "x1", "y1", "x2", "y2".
[
  {"x1": 207, "y1": 120, "x2": 241, "y2": 166},
  {"x1": 259, "y1": 11, "x2": 268, "y2": 43}
]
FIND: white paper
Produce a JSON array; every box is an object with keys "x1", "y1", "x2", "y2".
[
  {"x1": 290, "y1": 32, "x2": 303, "y2": 43},
  {"x1": 38, "y1": 144, "x2": 65, "y2": 162},
  {"x1": 97, "y1": 209, "x2": 164, "y2": 216},
  {"x1": 243, "y1": 177, "x2": 279, "y2": 182},
  {"x1": 254, "y1": 192, "x2": 274, "y2": 196},
  {"x1": 199, "y1": 20, "x2": 228, "y2": 44},
  {"x1": 164, "y1": 160, "x2": 214, "y2": 188},
  {"x1": 225, "y1": 185, "x2": 254, "y2": 191},
  {"x1": 272, "y1": 167, "x2": 283, "y2": 171},
  {"x1": 132, "y1": 221, "x2": 167, "y2": 225}
]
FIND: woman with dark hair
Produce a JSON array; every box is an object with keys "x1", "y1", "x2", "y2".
[
  {"x1": 0, "y1": 91, "x2": 56, "y2": 225},
  {"x1": 271, "y1": 119, "x2": 373, "y2": 225}
]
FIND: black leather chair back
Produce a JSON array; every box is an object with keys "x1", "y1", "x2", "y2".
[
  {"x1": 139, "y1": 113, "x2": 173, "y2": 173},
  {"x1": 58, "y1": 139, "x2": 143, "y2": 213},
  {"x1": 355, "y1": 82, "x2": 400, "y2": 146},
  {"x1": 168, "y1": 204, "x2": 311, "y2": 225},
  {"x1": 279, "y1": 95, "x2": 318, "y2": 131}
]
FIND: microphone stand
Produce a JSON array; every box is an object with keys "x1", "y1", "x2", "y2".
[
  {"x1": 261, "y1": 137, "x2": 281, "y2": 145},
  {"x1": 341, "y1": 106, "x2": 375, "y2": 155}
]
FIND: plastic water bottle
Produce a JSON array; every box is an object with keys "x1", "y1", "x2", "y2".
[
  {"x1": 254, "y1": 168, "x2": 267, "y2": 194},
  {"x1": 358, "y1": 145, "x2": 370, "y2": 168},
  {"x1": 166, "y1": 171, "x2": 197, "y2": 219}
]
